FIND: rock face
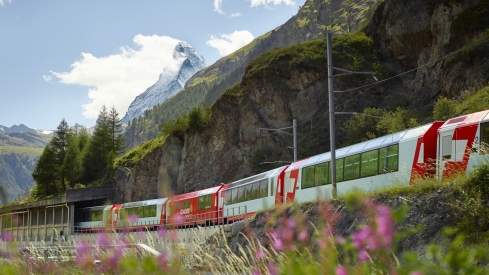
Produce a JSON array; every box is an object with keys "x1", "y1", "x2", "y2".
[
  {"x1": 112, "y1": 0, "x2": 489, "y2": 202},
  {"x1": 0, "y1": 153, "x2": 38, "y2": 202},
  {"x1": 123, "y1": 0, "x2": 382, "y2": 147},
  {"x1": 122, "y1": 42, "x2": 205, "y2": 123},
  {"x1": 0, "y1": 124, "x2": 49, "y2": 203}
]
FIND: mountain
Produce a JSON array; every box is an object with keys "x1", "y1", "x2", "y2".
[
  {"x1": 124, "y1": 0, "x2": 380, "y2": 147},
  {"x1": 0, "y1": 124, "x2": 51, "y2": 203},
  {"x1": 122, "y1": 42, "x2": 205, "y2": 123},
  {"x1": 112, "y1": 0, "x2": 489, "y2": 202}
]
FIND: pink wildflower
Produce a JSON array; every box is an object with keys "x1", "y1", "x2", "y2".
[
  {"x1": 410, "y1": 272, "x2": 423, "y2": 275},
  {"x1": 298, "y1": 229, "x2": 309, "y2": 242},
  {"x1": 270, "y1": 232, "x2": 284, "y2": 251},
  {"x1": 173, "y1": 213, "x2": 185, "y2": 225},
  {"x1": 96, "y1": 233, "x2": 111, "y2": 248},
  {"x1": 358, "y1": 250, "x2": 370, "y2": 262},
  {"x1": 127, "y1": 214, "x2": 139, "y2": 224},
  {"x1": 75, "y1": 241, "x2": 92, "y2": 267},
  {"x1": 256, "y1": 247, "x2": 265, "y2": 260},
  {"x1": 375, "y1": 205, "x2": 394, "y2": 248},
  {"x1": 336, "y1": 265, "x2": 348, "y2": 275},
  {"x1": 267, "y1": 263, "x2": 279, "y2": 275},
  {"x1": 157, "y1": 226, "x2": 167, "y2": 238},
  {"x1": 1, "y1": 232, "x2": 13, "y2": 242},
  {"x1": 158, "y1": 252, "x2": 169, "y2": 270}
]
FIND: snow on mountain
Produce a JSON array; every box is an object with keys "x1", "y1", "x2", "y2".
[{"x1": 122, "y1": 41, "x2": 205, "y2": 123}]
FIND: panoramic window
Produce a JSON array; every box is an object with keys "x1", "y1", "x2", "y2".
[
  {"x1": 379, "y1": 144, "x2": 399, "y2": 173},
  {"x1": 344, "y1": 154, "x2": 361, "y2": 181},
  {"x1": 301, "y1": 165, "x2": 316, "y2": 189},
  {"x1": 315, "y1": 162, "x2": 330, "y2": 186},
  {"x1": 441, "y1": 135, "x2": 452, "y2": 160},
  {"x1": 336, "y1": 158, "x2": 344, "y2": 182},
  {"x1": 199, "y1": 195, "x2": 212, "y2": 209},
  {"x1": 361, "y1": 149, "x2": 379, "y2": 177},
  {"x1": 481, "y1": 122, "x2": 489, "y2": 154}
]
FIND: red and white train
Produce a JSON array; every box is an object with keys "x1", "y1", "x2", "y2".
[{"x1": 76, "y1": 110, "x2": 489, "y2": 231}]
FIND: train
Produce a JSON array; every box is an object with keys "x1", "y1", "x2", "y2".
[{"x1": 75, "y1": 109, "x2": 489, "y2": 232}]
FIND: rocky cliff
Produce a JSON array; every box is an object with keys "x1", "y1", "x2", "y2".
[
  {"x1": 113, "y1": 0, "x2": 489, "y2": 202},
  {"x1": 0, "y1": 124, "x2": 49, "y2": 202},
  {"x1": 123, "y1": 0, "x2": 381, "y2": 147}
]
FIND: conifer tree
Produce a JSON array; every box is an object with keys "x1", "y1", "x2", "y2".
[
  {"x1": 62, "y1": 133, "x2": 82, "y2": 188},
  {"x1": 108, "y1": 106, "x2": 123, "y2": 154},
  {"x1": 82, "y1": 106, "x2": 111, "y2": 183},
  {"x1": 50, "y1": 119, "x2": 70, "y2": 190},
  {"x1": 32, "y1": 144, "x2": 59, "y2": 197}
]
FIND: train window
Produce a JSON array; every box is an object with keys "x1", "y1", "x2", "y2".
[
  {"x1": 302, "y1": 165, "x2": 315, "y2": 189},
  {"x1": 379, "y1": 144, "x2": 399, "y2": 173},
  {"x1": 237, "y1": 187, "x2": 245, "y2": 203},
  {"x1": 260, "y1": 180, "x2": 268, "y2": 197},
  {"x1": 336, "y1": 158, "x2": 344, "y2": 182},
  {"x1": 270, "y1": 178, "x2": 275, "y2": 196},
  {"x1": 224, "y1": 190, "x2": 232, "y2": 204},
  {"x1": 344, "y1": 154, "x2": 361, "y2": 181},
  {"x1": 144, "y1": 205, "x2": 157, "y2": 217},
  {"x1": 199, "y1": 195, "x2": 212, "y2": 209},
  {"x1": 231, "y1": 189, "x2": 238, "y2": 204},
  {"x1": 90, "y1": 210, "x2": 103, "y2": 221},
  {"x1": 361, "y1": 149, "x2": 379, "y2": 177},
  {"x1": 248, "y1": 184, "x2": 256, "y2": 201},
  {"x1": 481, "y1": 122, "x2": 489, "y2": 154},
  {"x1": 441, "y1": 135, "x2": 452, "y2": 160},
  {"x1": 315, "y1": 162, "x2": 330, "y2": 186}
]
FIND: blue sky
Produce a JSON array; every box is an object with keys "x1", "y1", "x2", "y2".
[{"x1": 0, "y1": 0, "x2": 305, "y2": 129}]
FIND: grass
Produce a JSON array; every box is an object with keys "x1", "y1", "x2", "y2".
[
  {"x1": 114, "y1": 135, "x2": 168, "y2": 168},
  {"x1": 0, "y1": 146, "x2": 43, "y2": 156}
]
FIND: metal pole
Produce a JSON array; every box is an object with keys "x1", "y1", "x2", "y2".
[
  {"x1": 293, "y1": 119, "x2": 297, "y2": 162},
  {"x1": 327, "y1": 32, "x2": 337, "y2": 198}
]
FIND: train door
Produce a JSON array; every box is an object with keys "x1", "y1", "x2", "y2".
[{"x1": 438, "y1": 130, "x2": 454, "y2": 179}]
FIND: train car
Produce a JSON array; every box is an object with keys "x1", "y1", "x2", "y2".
[
  {"x1": 221, "y1": 166, "x2": 287, "y2": 223},
  {"x1": 116, "y1": 198, "x2": 167, "y2": 229},
  {"x1": 166, "y1": 185, "x2": 224, "y2": 227},
  {"x1": 283, "y1": 121, "x2": 444, "y2": 204},
  {"x1": 437, "y1": 110, "x2": 489, "y2": 179},
  {"x1": 76, "y1": 205, "x2": 111, "y2": 232}
]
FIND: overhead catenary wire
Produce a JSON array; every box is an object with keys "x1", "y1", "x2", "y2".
[{"x1": 335, "y1": 50, "x2": 456, "y2": 94}]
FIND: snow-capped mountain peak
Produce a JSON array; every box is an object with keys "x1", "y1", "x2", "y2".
[{"x1": 122, "y1": 41, "x2": 205, "y2": 123}]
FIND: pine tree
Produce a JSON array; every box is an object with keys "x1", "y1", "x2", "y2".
[
  {"x1": 82, "y1": 106, "x2": 112, "y2": 183},
  {"x1": 32, "y1": 144, "x2": 59, "y2": 198},
  {"x1": 108, "y1": 106, "x2": 123, "y2": 154},
  {"x1": 62, "y1": 133, "x2": 82, "y2": 188},
  {"x1": 50, "y1": 119, "x2": 71, "y2": 191}
]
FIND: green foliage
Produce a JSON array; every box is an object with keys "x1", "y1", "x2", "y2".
[
  {"x1": 377, "y1": 107, "x2": 419, "y2": 134},
  {"x1": 433, "y1": 97, "x2": 458, "y2": 120},
  {"x1": 114, "y1": 135, "x2": 167, "y2": 167},
  {"x1": 342, "y1": 107, "x2": 386, "y2": 144},
  {"x1": 161, "y1": 107, "x2": 211, "y2": 137},
  {"x1": 62, "y1": 134, "x2": 82, "y2": 188},
  {"x1": 0, "y1": 146, "x2": 43, "y2": 156},
  {"x1": 432, "y1": 86, "x2": 489, "y2": 120},
  {"x1": 342, "y1": 107, "x2": 419, "y2": 144},
  {"x1": 32, "y1": 106, "x2": 124, "y2": 199}
]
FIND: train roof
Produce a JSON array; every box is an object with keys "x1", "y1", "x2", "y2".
[
  {"x1": 227, "y1": 166, "x2": 287, "y2": 189},
  {"x1": 122, "y1": 198, "x2": 167, "y2": 208},
  {"x1": 287, "y1": 122, "x2": 439, "y2": 171},
  {"x1": 439, "y1": 110, "x2": 489, "y2": 131},
  {"x1": 169, "y1": 185, "x2": 224, "y2": 202}
]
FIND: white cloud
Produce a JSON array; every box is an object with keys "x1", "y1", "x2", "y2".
[
  {"x1": 42, "y1": 74, "x2": 53, "y2": 82},
  {"x1": 0, "y1": 0, "x2": 12, "y2": 7},
  {"x1": 207, "y1": 30, "x2": 254, "y2": 57},
  {"x1": 213, "y1": 0, "x2": 224, "y2": 14},
  {"x1": 230, "y1": 12, "x2": 242, "y2": 17},
  {"x1": 52, "y1": 34, "x2": 185, "y2": 119},
  {"x1": 249, "y1": 0, "x2": 295, "y2": 7}
]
